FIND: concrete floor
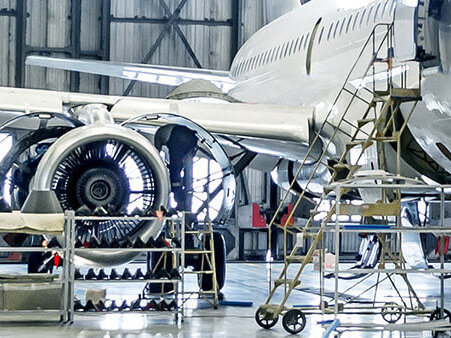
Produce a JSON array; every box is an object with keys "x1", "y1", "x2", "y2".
[{"x1": 0, "y1": 262, "x2": 451, "y2": 337}]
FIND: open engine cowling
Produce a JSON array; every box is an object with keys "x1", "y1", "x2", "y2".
[{"x1": 31, "y1": 123, "x2": 170, "y2": 265}]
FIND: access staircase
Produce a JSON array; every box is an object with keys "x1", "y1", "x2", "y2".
[{"x1": 255, "y1": 23, "x2": 422, "y2": 334}]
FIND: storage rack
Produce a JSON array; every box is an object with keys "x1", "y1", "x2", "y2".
[
  {"x1": 0, "y1": 217, "x2": 71, "y2": 322},
  {"x1": 66, "y1": 211, "x2": 185, "y2": 323}
]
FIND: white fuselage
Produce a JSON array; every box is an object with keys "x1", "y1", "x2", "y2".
[{"x1": 227, "y1": 0, "x2": 451, "y2": 181}]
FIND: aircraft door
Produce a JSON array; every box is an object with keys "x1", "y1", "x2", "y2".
[{"x1": 393, "y1": 0, "x2": 419, "y2": 62}]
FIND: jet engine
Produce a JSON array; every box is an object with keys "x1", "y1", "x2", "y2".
[{"x1": 0, "y1": 104, "x2": 170, "y2": 265}]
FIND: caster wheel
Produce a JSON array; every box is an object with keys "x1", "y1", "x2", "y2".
[
  {"x1": 429, "y1": 308, "x2": 451, "y2": 337},
  {"x1": 282, "y1": 309, "x2": 306, "y2": 334},
  {"x1": 381, "y1": 302, "x2": 403, "y2": 323},
  {"x1": 255, "y1": 308, "x2": 278, "y2": 329}
]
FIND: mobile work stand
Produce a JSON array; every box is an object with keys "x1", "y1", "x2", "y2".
[
  {"x1": 255, "y1": 23, "x2": 423, "y2": 335},
  {"x1": 320, "y1": 177, "x2": 451, "y2": 335}
]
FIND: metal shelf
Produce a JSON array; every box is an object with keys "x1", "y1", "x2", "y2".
[
  {"x1": 74, "y1": 248, "x2": 182, "y2": 253},
  {"x1": 74, "y1": 279, "x2": 181, "y2": 283},
  {"x1": 0, "y1": 247, "x2": 65, "y2": 253}
]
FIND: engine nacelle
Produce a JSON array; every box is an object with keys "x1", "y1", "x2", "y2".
[{"x1": 271, "y1": 159, "x2": 331, "y2": 196}]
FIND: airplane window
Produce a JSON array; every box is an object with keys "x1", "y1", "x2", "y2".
[
  {"x1": 360, "y1": 9, "x2": 367, "y2": 27},
  {"x1": 275, "y1": 45, "x2": 282, "y2": 61},
  {"x1": 249, "y1": 56, "x2": 255, "y2": 71},
  {"x1": 353, "y1": 12, "x2": 360, "y2": 30},
  {"x1": 256, "y1": 54, "x2": 262, "y2": 68},
  {"x1": 283, "y1": 41, "x2": 290, "y2": 58},
  {"x1": 272, "y1": 46, "x2": 279, "y2": 62},
  {"x1": 281, "y1": 42, "x2": 288, "y2": 59},
  {"x1": 367, "y1": 5, "x2": 374, "y2": 25},
  {"x1": 293, "y1": 37, "x2": 300, "y2": 53},
  {"x1": 374, "y1": 3, "x2": 381, "y2": 22},
  {"x1": 346, "y1": 15, "x2": 353, "y2": 33},
  {"x1": 327, "y1": 22, "x2": 334, "y2": 40},
  {"x1": 381, "y1": 0, "x2": 388, "y2": 18},
  {"x1": 304, "y1": 33, "x2": 310, "y2": 49},
  {"x1": 318, "y1": 26, "x2": 324, "y2": 44},
  {"x1": 238, "y1": 61, "x2": 243, "y2": 75},
  {"x1": 263, "y1": 50, "x2": 269, "y2": 65},
  {"x1": 389, "y1": 0, "x2": 395, "y2": 17},
  {"x1": 298, "y1": 36, "x2": 304, "y2": 52},
  {"x1": 333, "y1": 20, "x2": 340, "y2": 39},
  {"x1": 339, "y1": 17, "x2": 346, "y2": 36}
]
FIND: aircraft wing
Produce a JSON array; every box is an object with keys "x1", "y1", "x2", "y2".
[
  {"x1": 0, "y1": 87, "x2": 313, "y2": 164},
  {"x1": 25, "y1": 56, "x2": 235, "y2": 92}
]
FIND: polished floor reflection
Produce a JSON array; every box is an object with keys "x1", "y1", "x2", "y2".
[{"x1": 0, "y1": 262, "x2": 450, "y2": 337}]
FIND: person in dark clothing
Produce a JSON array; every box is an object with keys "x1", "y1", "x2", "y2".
[{"x1": 27, "y1": 237, "x2": 59, "y2": 273}]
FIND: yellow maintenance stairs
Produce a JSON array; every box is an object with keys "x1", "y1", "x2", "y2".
[{"x1": 255, "y1": 23, "x2": 422, "y2": 334}]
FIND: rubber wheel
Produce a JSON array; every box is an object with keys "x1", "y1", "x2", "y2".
[
  {"x1": 429, "y1": 308, "x2": 451, "y2": 337},
  {"x1": 282, "y1": 309, "x2": 306, "y2": 334},
  {"x1": 198, "y1": 231, "x2": 226, "y2": 291},
  {"x1": 381, "y1": 302, "x2": 403, "y2": 323},
  {"x1": 255, "y1": 308, "x2": 278, "y2": 329}
]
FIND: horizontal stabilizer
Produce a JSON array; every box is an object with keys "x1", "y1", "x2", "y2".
[{"x1": 26, "y1": 56, "x2": 235, "y2": 92}]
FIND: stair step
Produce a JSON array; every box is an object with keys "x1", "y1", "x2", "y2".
[
  {"x1": 357, "y1": 118, "x2": 376, "y2": 128},
  {"x1": 185, "y1": 250, "x2": 213, "y2": 254},
  {"x1": 372, "y1": 136, "x2": 397, "y2": 143},
  {"x1": 346, "y1": 140, "x2": 373, "y2": 151},
  {"x1": 333, "y1": 163, "x2": 361, "y2": 171},
  {"x1": 274, "y1": 279, "x2": 301, "y2": 288},
  {"x1": 374, "y1": 88, "x2": 421, "y2": 102},
  {"x1": 286, "y1": 255, "x2": 312, "y2": 263},
  {"x1": 184, "y1": 271, "x2": 214, "y2": 274}
]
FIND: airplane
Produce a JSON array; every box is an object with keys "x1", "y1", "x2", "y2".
[{"x1": 0, "y1": 0, "x2": 449, "y2": 287}]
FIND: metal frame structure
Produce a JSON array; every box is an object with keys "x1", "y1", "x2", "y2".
[
  {"x1": 316, "y1": 180, "x2": 451, "y2": 334},
  {"x1": 66, "y1": 211, "x2": 186, "y2": 323},
  {"x1": 255, "y1": 23, "x2": 427, "y2": 334},
  {"x1": 0, "y1": 216, "x2": 71, "y2": 322}
]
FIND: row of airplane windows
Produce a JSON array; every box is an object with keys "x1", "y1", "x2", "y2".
[{"x1": 232, "y1": 0, "x2": 396, "y2": 78}]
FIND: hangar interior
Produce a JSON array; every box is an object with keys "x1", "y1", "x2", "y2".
[{"x1": 1, "y1": 0, "x2": 451, "y2": 337}]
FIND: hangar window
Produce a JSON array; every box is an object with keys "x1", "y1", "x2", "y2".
[
  {"x1": 318, "y1": 26, "x2": 325, "y2": 44},
  {"x1": 346, "y1": 15, "x2": 353, "y2": 34},
  {"x1": 374, "y1": 3, "x2": 381, "y2": 22},
  {"x1": 353, "y1": 12, "x2": 360, "y2": 30},
  {"x1": 327, "y1": 22, "x2": 334, "y2": 40},
  {"x1": 366, "y1": 5, "x2": 374, "y2": 25},
  {"x1": 360, "y1": 9, "x2": 367, "y2": 27},
  {"x1": 339, "y1": 17, "x2": 346, "y2": 36},
  {"x1": 303, "y1": 33, "x2": 310, "y2": 49}
]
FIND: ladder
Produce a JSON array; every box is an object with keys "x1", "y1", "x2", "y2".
[
  {"x1": 182, "y1": 218, "x2": 219, "y2": 308},
  {"x1": 255, "y1": 23, "x2": 422, "y2": 333}
]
